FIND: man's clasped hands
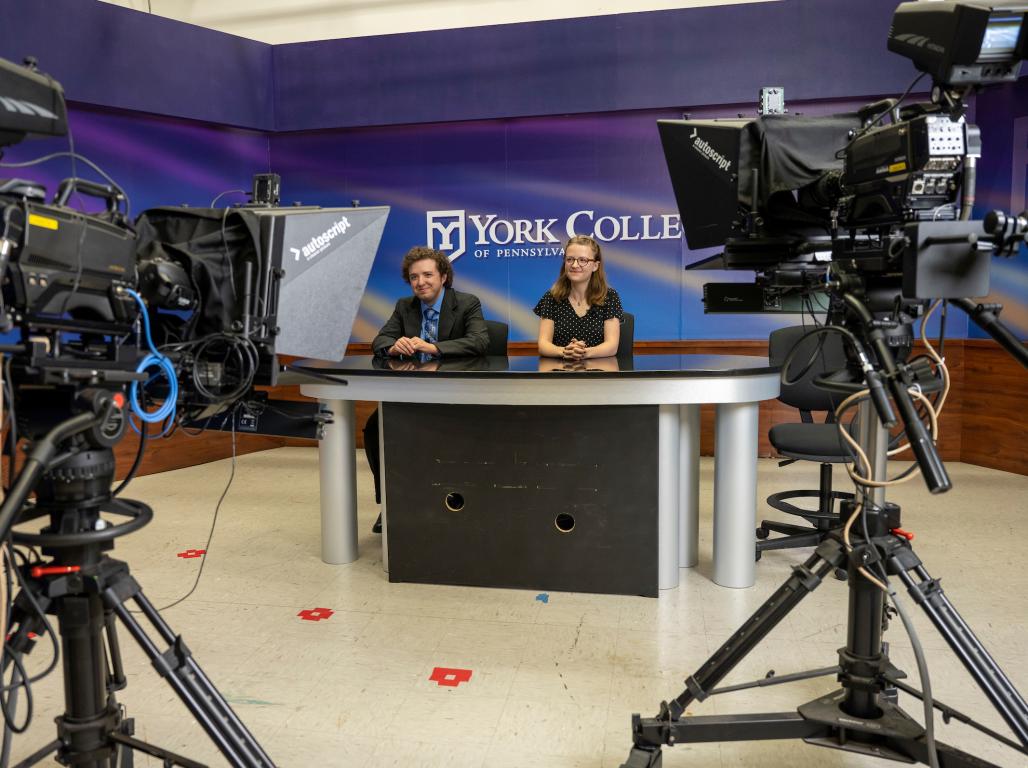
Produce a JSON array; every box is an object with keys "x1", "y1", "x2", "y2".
[{"x1": 388, "y1": 336, "x2": 439, "y2": 357}]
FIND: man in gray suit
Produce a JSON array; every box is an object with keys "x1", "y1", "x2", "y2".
[{"x1": 365, "y1": 246, "x2": 489, "y2": 530}]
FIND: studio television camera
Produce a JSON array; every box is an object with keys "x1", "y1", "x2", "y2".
[
  {"x1": 0, "y1": 55, "x2": 387, "y2": 767},
  {"x1": 658, "y1": 0, "x2": 1028, "y2": 492},
  {"x1": 624, "y1": 3, "x2": 1028, "y2": 768}
]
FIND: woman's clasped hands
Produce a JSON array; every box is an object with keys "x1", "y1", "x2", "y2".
[{"x1": 561, "y1": 338, "x2": 588, "y2": 361}]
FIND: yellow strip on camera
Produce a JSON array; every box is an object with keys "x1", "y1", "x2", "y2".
[
  {"x1": 888, "y1": 161, "x2": 907, "y2": 173},
  {"x1": 28, "y1": 213, "x2": 59, "y2": 231}
]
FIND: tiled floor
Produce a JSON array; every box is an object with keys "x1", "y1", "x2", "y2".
[{"x1": 7, "y1": 448, "x2": 1027, "y2": 767}]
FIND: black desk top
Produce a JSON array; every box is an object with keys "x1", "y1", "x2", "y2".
[{"x1": 289, "y1": 353, "x2": 777, "y2": 380}]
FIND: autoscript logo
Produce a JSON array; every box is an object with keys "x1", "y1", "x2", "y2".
[
  {"x1": 288, "y1": 216, "x2": 350, "y2": 262},
  {"x1": 426, "y1": 209, "x2": 681, "y2": 260},
  {"x1": 689, "y1": 127, "x2": 732, "y2": 173}
]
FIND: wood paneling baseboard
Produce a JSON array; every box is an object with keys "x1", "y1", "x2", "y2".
[
  {"x1": 113, "y1": 430, "x2": 291, "y2": 481},
  {"x1": 959, "y1": 340, "x2": 1028, "y2": 476},
  {"x1": 26, "y1": 337, "x2": 1014, "y2": 483}
]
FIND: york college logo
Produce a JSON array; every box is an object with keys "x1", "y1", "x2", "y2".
[
  {"x1": 427, "y1": 209, "x2": 681, "y2": 261},
  {"x1": 426, "y1": 210, "x2": 467, "y2": 261}
]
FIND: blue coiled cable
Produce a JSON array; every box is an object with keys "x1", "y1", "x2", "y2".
[{"x1": 125, "y1": 289, "x2": 177, "y2": 425}]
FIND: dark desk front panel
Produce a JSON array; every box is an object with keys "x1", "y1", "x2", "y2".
[{"x1": 383, "y1": 403, "x2": 659, "y2": 597}]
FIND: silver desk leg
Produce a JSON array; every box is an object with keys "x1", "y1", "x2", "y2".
[
  {"x1": 678, "y1": 404, "x2": 700, "y2": 569},
  {"x1": 658, "y1": 404, "x2": 681, "y2": 590},
  {"x1": 713, "y1": 401, "x2": 759, "y2": 588},
  {"x1": 379, "y1": 402, "x2": 389, "y2": 574},
  {"x1": 319, "y1": 398, "x2": 358, "y2": 564}
]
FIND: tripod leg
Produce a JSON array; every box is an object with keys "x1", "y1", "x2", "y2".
[
  {"x1": 57, "y1": 593, "x2": 119, "y2": 768},
  {"x1": 626, "y1": 537, "x2": 847, "y2": 760},
  {"x1": 891, "y1": 555, "x2": 1028, "y2": 746},
  {"x1": 104, "y1": 606, "x2": 127, "y2": 693},
  {"x1": 101, "y1": 571, "x2": 275, "y2": 768},
  {"x1": 10, "y1": 739, "x2": 62, "y2": 768},
  {"x1": 5, "y1": 539, "x2": 128, "y2": 767},
  {"x1": 117, "y1": 737, "x2": 134, "y2": 768},
  {"x1": 108, "y1": 730, "x2": 206, "y2": 768}
]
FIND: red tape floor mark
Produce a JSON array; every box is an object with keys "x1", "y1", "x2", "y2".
[
  {"x1": 297, "y1": 608, "x2": 335, "y2": 622},
  {"x1": 430, "y1": 667, "x2": 472, "y2": 687}
]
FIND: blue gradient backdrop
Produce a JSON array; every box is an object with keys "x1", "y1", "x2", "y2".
[
  {"x1": 1, "y1": 96, "x2": 1024, "y2": 347},
  {"x1": 270, "y1": 94, "x2": 1028, "y2": 344}
]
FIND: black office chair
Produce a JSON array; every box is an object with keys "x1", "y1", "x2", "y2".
[
  {"x1": 484, "y1": 319, "x2": 509, "y2": 355},
  {"x1": 617, "y1": 312, "x2": 634, "y2": 358},
  {"x1": 756, "y1": 325, "x2": 855, "y2": 560}
]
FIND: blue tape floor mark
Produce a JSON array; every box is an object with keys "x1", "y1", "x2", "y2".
[{"x1": 535, "y1": 593, "x2": 549, "y2": 604}]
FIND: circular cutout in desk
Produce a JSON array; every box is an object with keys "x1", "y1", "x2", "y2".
[{"x1": 554, "y1": 513, "x2": 575, "y2": 533}]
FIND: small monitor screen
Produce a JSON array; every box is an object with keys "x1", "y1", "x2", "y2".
[{"x1": 979, "y1": 14, "x2": 1023, "y2": 57}]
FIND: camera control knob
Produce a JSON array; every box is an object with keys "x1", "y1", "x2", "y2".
[
  {"x1": 984, "y1": 210, "x2": 1006, "y2": 235},
  {"x1": 48, "y1": 453, "x2": 115, "y2": 483}
]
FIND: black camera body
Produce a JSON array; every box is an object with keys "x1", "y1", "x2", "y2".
[
  {"x1": 660, "y1": 1, "x2": 1027, "y2": 315},
  {"x1": 888, "y1": 0, "x2": 1028, "y2": 86},
  {"x1": 840, "y1": 113, "x2": 974, "y2": 225},
  {"x1": 0, "y1": 52, "x2": 384, "y2": 436},
  {"x1": 2, "y1": 189, "x2": 137, "y2": 324},
  {"x1": 0, "y1": 57, "x2": 67, "y2": 149}
]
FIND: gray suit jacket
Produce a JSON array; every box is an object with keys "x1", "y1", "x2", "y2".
[{"x1": 372, "y1": 288, "x2": 489, "y2": 357}]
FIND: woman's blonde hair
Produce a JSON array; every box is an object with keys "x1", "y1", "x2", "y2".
[{"x1": 549, "y1": 235, "x2": 609, "y2": 306}]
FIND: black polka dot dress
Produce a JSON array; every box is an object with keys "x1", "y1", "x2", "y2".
[{"x1": 533, "y1": 288, "x2": 624, "y2": 347}]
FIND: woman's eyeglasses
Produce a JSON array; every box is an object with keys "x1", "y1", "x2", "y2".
[{"x1": 565, "y1": 257, "x2": 597, "y2": 266}]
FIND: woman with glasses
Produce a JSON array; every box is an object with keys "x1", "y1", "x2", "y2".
[{"x1": 534, "y1": 235, "x2": 624, "y2": 360}]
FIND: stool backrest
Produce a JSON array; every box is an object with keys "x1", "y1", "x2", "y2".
[
  {"x1": 617, "y1": 312, "x2": 635, "y2": 358},
  {"x1": 484, "y1": 319, "x2": 509, "y2": 356},
  {"x1": 770, "y1": 326, "x2": 848, "y2": 413}
]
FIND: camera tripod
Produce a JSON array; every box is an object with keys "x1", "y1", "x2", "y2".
[
  {"x1": 621, "y1": 313, "x2": 1028, "y2": 768},
  {"x1": 0, "y1": 390, "x2": 275, "y2": 767}
]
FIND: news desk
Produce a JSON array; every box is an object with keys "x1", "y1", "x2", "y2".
[{"x1": 293, "y1": 354, "x2": 779, "y2": 590}]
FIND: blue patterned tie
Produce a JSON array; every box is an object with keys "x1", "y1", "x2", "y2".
[{"x1": 422, "y1": 306, "x2": 439, "y2": 344}]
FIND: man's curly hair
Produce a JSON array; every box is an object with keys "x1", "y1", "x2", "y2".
[{"x1": 401, "y1": 246, "x2": 453, "y2": 288}]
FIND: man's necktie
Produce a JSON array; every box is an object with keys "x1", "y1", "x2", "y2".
[{"x1": 422, "y1": 307, "x2": 439, "y2": 344}]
